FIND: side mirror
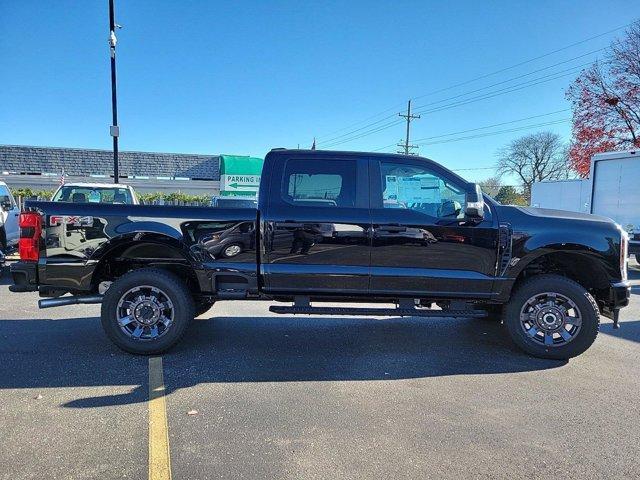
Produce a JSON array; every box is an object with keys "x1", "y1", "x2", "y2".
[{"x1": 464, "y1": 183, "x2": 485, "y2": 222}]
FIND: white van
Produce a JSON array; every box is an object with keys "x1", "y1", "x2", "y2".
[{"x1": 0, "y1": 181, "x2": 20, "y2": 253}]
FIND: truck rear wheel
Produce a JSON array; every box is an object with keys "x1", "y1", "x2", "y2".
[
  {"x1": 503, "y1": 274, "x2": 599, "y2": 360},
  {"x1": 101, "y1": 268, "x2": 195, "y2": 354}
]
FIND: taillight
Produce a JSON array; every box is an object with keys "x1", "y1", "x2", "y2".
[{"x1": 19, "y1": 212, "x2": 42, "y2": 262}]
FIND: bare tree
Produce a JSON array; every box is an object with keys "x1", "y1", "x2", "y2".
[
  {"x1": 478, "y1": 176, "x2": 502, "y2": 197},
  {"x1": 496, "y1": 131, "x2": 568, "y2": 199}
]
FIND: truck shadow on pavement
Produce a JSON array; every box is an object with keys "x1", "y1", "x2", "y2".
[
  {"x1": 600, "y1": 320, "x2": 640, "y2": 343},
  {"x1": 0, "y1": 313, "x2": 574, "y2": 408}
]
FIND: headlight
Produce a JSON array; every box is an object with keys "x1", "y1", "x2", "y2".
[{"x1": 620, "y1": 228, "x2": 629, "y2": 282}]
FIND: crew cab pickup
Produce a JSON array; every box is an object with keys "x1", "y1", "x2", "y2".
[{"x1": 10, "y1": 149, "x2": 631, "y2": 359}]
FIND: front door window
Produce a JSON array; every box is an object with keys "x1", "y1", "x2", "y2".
[{"x1": 380, "y1": 161, "x2": 466, "y2": 220}]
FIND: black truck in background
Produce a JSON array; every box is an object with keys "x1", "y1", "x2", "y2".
[{"x1": 10, "y1": 149, "x2": 631, "y2": 359}]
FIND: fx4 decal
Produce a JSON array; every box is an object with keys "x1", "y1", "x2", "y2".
[{"x1": 49, "y1": 215, "x2": 94, "y2": 227}]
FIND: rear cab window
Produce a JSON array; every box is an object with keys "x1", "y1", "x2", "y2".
[
  {"x1": 52, "y1": 186, "x2": 133, "y2": 204},
  {"x1": 280, "y1": 157, "x2": 366, "y2": 209}
]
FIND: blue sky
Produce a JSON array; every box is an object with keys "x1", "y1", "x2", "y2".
[{"x1": 0, "y1": 1, "x2": 637, "y2": 183}]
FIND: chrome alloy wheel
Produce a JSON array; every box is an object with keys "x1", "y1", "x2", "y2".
[
  {"x1": 519, "y1": 292, "x2": 582, "y2": 347},
  {"x1": 116, "y1": 285, "x2": 174, "y2": 341},
  {"x1": 223, "y1": 244, "x2": 242, "y2": 257}
]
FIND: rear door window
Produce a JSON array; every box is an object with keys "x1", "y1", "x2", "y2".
[{"x1": 281, "y1": 158, "x2": 360, "y2": 208}]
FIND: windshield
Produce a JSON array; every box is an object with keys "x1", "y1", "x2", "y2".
[
  {"x1": 212, "y1": 198, "x2": 257, "y2": 208},
  {"x1": 52, "y1": 186, "x2": 134, "y2": 204}
]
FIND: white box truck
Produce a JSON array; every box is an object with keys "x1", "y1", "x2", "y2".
[
  {"x1": 530, "y1": 178, "x2": 590, "y2": 213},
  {"x1": 531, "y1": 149, "x2": 639, "y2": 260}
]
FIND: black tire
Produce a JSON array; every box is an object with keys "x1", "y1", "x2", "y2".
[
  {"x1": 503, "y1": 274, "x2": 600, "y2": 360},
  {"x1": 0, "y1": 225, "x2": 6, "y2": 252},
  {"x1": 101, "y1": 268, "x2": 195, "y2": 354},
  {"x1": 195, "y1": 300, "x2": 215, "y2": 317}
]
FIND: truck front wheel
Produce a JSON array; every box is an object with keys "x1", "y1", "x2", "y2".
[
  {"x1": 503, "y1": 274, "x2": 599, "y2": 360},
  {"x1": 101, "y1": 268, "x2": 195, "y2": 354}
]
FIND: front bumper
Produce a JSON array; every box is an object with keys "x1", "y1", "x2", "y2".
[
  {"x1": 610, "y1": 280, "x2": 631, "y2": 307},
  {"x1": 600, "y1": 280, "x2": 631, "y2": 320},
  {"x1": 9, "y1": 261, "x2": 39, "y2": 292}
]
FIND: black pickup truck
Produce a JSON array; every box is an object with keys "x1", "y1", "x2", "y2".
[{"x1": 10, "y1": 149, "x2": 630, "y2": 359}]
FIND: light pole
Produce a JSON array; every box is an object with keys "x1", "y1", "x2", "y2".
[{"x1": 108, "y1": 0, "x2": 120, "y2": 183}]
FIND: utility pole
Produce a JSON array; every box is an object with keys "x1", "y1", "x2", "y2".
[
  {"x1": 108, "y1": 0, "x2": 120, "y2": 183},
  {"x1": 397, "y1": 100, "x2": 420, "y2": 155}
]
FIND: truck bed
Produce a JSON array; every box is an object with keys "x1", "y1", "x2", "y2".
[{"x1": 24, "y1": 200, "x2": 259, "y2": 295}]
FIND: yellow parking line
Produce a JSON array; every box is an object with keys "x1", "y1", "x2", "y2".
[{"x1": 149, "y1": 357, "x2": 172, "y2": 480}]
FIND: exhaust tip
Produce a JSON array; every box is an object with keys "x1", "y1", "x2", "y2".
[{"x1": 38, "y1": 295, "x2": 103, "y2": 309}]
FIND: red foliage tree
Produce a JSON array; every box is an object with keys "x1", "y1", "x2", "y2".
[{"x1": 566, "y1": 22, "x2": 640, "y2": 177}]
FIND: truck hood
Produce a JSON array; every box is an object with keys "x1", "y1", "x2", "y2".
[{"x1": 512, "y1": 206, "x2": 615, "y2": 225}]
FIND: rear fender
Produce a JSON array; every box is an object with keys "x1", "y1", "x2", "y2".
[{"x1": 87, "y1": 232, "x2": 202, "y2": 291}]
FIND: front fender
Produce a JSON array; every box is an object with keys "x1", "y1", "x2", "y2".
[{"x1": 505, "y1": 229, "x2": 619, "y2": 283}]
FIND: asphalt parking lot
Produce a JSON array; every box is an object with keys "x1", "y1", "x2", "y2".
[{"x1": 1, "y1": 262, "x2": 639, "y2": 480}]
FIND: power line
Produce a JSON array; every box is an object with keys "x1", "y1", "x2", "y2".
[
  {"x1": 320, "y1": 62, "x2": 585, "y2": 148},
  {"x1": 413, "y1": 65, "x2": 587, "y2": 116},
  {"x1": 412, "y1": 58, "x2": 596, "y2": 112},
  {"x1": 372, "y1": 141, "x2": 398, "y2": 152},
  {"x1": 452, "y1": 166, "x2": 497, "y2": 172},
  {"x1": 416, "y1": 118, "x2": 570, "y2": 146},
  {"x1": 410, "y1": 23, "x2": 629, "y2": 102},
  {"x1": 310, "y1": 23, "x2": 627, "y2": 147},
  {"x1": 314, "y1": 105, "x2": 405, "y2": 141},
  {"x1": 412, "y1": 108, "x2": 569, "y2": 142},
  {"x1": 372, "y1": 117, "x2": 570, "y2": 154},
  {"x1": 317, "y1": 113, "x2": 398, "y2": 146},
  {"x1": 323, "y1": 66, "x2": 579, "y2": 148},
  {"x1": 321, "y1": 118, "x2": 404, "y2": 148}
]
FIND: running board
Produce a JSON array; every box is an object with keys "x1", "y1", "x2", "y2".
[{"x1": 268, "y1": 305, "x2": 487, "y2": 318}]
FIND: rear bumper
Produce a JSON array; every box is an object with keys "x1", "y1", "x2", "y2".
[{"x1": 9, "y1": 261, "x2": 39, "y2": 292}]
